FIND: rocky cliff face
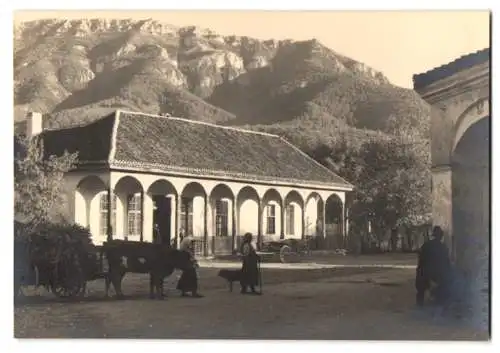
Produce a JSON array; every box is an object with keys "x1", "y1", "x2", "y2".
[{"x1": 14, "y1": 18, "x2": 428, "y2": 135}]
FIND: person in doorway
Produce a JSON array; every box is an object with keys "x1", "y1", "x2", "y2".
[
  {"x1": 153, "y1": 223, "x2": 161, "y2": 244},
  {"x1": 177, "y1": 236, "x2": 203, "y2": 298},
  {"x1": 240, "y1": 233, "x2": 261, "y2": 295},
  {"x1": 415, "y1": 226, "x2": 452, "y2": 307}
]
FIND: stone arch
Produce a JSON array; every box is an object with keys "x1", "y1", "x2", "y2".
[
  {"x1": 114, "y1": 175, "x2": 144, "y2": 194},
  {"x1": 180, "y1": 182, "x2": 207, "y2": 240},
  {"x1": 147, "y1": 178, "x2": 178, "y2": 196},
  {"x1": 451, "y1": 116, "x2": 489, "y2": 279},
  {"x1": 451, "y1": 97, "x2": 489, "y2": 154},
  {"x1": 284, "y1": 190, "x2": 304, "y2": 239},
  {"x1": 305, "y1": 192, "x2": 324, "y2": 237},
  {"x1": 75, "y1": 175, "x2": 107, "y2": 230},
  {"x1": 236, "y1": 186, "x2": 260, "y2": 237},
  {"x1": 181, "y1": 181, "x2": 207, "y2": 198},
  {"x1": 147, "y1": 179, "x2": 178, "y2": 245},
  {"x1": 262, "y1": 188, "x2": 283, "y2": 238},
  {"x1": 113, "y1": 176, "x2": 144, "y2": 240},
  {"x1": 209, "y1": 183, "x2": 235, "y2": 254},
  {"x1": 284, "y1": 190, "x2": 304, "y2": 206},
  {"x1": 324, "y1": 193, "x2": 344, "y2": 249},
  {"x1": 209, "y1": 183, "x2": 234, "y2": 200}
]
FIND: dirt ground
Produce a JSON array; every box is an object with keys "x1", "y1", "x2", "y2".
[{"x1": 14, "y1": 255, "x2": 490, "y2": 340}]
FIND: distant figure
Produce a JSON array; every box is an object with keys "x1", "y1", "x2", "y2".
[
  {"x1": 390, "y1": 228, "x2": 398, "y2": 252},
  {"x1": 153, "y1": 224, "x2": 161, "y2": 244},
  {"x1": 177, "y1": 236, "x2": 203, "y2": 298},
  {"x1": 415, "y1": 226, "x2": 452, "y2": 307},
  {"x1": 240, "y1": 233, "x2": 261, "y2": 295}
]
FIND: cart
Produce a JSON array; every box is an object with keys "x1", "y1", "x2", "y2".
[{"x1": 259, "y1": 237, "x2": 312, "y2": 263}]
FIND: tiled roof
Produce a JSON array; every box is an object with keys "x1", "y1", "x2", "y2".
[
  {"x1": 413, "y1": 48, "x2": 490, "y2": 90},
  {"x1": 41, "y1": 110, "x2": 353, "y2": 188},
  {"x1": 41, "y1": 113, "x2": 115, "y2": 162}
]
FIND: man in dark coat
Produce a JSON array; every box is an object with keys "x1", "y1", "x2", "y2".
[
  {"x1": 415, "y1": 226, "x2": 452, "y2": 307},
  {"x1": 240, "y1": 233, "x2": 261, "y2": 295}
]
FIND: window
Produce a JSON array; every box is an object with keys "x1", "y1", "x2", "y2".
[
  {"x1": 99, "y1": 193, "x2": 117, "y2": 237},
  {"x1": 215, "y1": 200, "x2": 229, "y2": 237},
  {"x1": 286, "y1": 204, "x2": 295, "y2": 235},
  {"x1": 266, "y1": 204, "x2": 276, "y2": 235},
  {"x1": 127, "y1": 194, "x2": 142, "y2": 237},
  {"x1": 181, "y1": 197, "x2": 193, "y2": 236}
]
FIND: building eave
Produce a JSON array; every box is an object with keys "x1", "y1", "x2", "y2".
[
  {"x1": 415, "y1": 61, "x2": 489, "y2": 104},
  {"x1": 413, "y1": 48, "x2": 490, "y2": 91},
  {"x1": 109, "y1": 160, "x2": 354, "y2": 192}
]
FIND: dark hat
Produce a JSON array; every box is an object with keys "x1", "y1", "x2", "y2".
[
  {"x1": 432, "y1": 226, "x2": 444, "y2": 239},
  {"x1": 243, "y1": 232, "x2": 253, "y2": 241}
]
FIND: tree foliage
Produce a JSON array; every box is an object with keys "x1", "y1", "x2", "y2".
[
  {"x1": 14, "y1": 135, "x2": 78, "y2": 231},
  {"x1": 308, "y1": 128, "x2": 431, "y2": 239}
]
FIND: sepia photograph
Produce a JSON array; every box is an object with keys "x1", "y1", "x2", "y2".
[{"x1": 7, "y1": 4, "x2": 492, "y2": 345}]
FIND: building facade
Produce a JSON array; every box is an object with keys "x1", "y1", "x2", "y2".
[
  {"x1": 413, "y1": 49, "x2": 489, "y2": 315},
  {"x1": 29, "y1": 109, "x2": 354, "y2": 256}
]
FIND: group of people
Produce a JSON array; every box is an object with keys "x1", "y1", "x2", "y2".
[
  {"x1": 175, "y1": 232, "x2": 261, "y2": 298},
  {"x1": 170, "y1": 222, "x2": 457, "y2": 307},
  {"x1": 167, "y1": 221, "x2": 456, "y2": 306}
]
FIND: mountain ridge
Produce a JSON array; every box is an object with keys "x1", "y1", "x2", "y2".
[{"x1": 14, "y1": 17, "x2": 429, "y2": 143}]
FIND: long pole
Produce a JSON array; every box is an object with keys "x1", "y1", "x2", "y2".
[{"x1": 258, "y1": 257, "x2": 263, "y2": 295}]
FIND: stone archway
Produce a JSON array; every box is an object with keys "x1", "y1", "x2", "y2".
[
  {"x1": 209, "y1": 183, "x2": 235, "y2": 255},
  {"x1": 261, "y1": 188, "x2": 283, "y2": 241},
  {"x1": 147, "y1": 179, "x2": 178, "y2": 246},
  {"x1": 451, "y1": 116, "x2": 489, "y2": 281},
  {"x1": 75, "y1": 175, "x2": 108, "y2": 243},
  {"x1": 324, "y1": 194, "x2": 344, "y2": 249},
  {"x1": 284, "y1": 190, "x2": 305, "y2": 240},
  {"x1": 114, "y1": 176, "x2": 144, "y2": 241},
  {"x1": 305, "y1": 192, "x2": 323, "y2": 238},
  {"x1": 452, "y1": 97, "x2": 489, "y2": 154},
  {"x1": 414, "y1": 49, "x2": 490, "y2": 329},
  {"x1": 180, "y1": 182, "x2": 208, "y2": 256},
  {"x1": 236, "y1": 186, "x2": 261, "y2": 249}
]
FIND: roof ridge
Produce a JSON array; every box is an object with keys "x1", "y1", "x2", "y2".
[
  {"x1": 278, "y1": 136, "x2": 355, "y2": 188},
  {"x1": 108, "y1": 110, "x2": 121, "y2": 162},
  {"x1": 41, "y1": 111, "x2": 117, "y2": 132},
  {"x1": 117, "y1": 109, "x2": 281, "y2": 138}
]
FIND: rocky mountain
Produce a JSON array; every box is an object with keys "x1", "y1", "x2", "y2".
[{"x1": 14, "y1": 18, "x2": 430, "y2": 141}]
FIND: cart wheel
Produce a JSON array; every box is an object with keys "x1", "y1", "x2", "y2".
[
  {"x1": 52, "y1": 257, "x2": 86, "y2": 299},
  {"x1": 52, "y1": 280, "x2": 85, "y2": 298},
  {"x1": 279, "y1": 245, "x2": 292, "y2": 263}
]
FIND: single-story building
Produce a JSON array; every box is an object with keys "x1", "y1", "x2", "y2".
[{"x1": 25, "y1": 109, "x2": 354, "y2": 256}]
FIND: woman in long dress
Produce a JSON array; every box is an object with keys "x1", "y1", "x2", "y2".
[
  {"x1": 240, "y1": 233, "x2": 261, "y2": 295},
  {"x1": 177, "y1": 236, "x2": 203, "y2": 298}
]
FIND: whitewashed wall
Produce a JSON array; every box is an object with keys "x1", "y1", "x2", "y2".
[
  {"x1": 238, "y1": 198, "x2": 259, "y2": 236},
  {"x1": 67, "y1": 170, "x2": 349, "y2": 247}
]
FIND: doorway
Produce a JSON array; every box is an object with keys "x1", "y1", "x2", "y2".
[{"x1": 152, "y1": 195, "x2": 172, "y2": 245}]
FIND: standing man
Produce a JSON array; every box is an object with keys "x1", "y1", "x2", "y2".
[{"x1": 415, "y1": 226, "x2": 452, "y2": 307}]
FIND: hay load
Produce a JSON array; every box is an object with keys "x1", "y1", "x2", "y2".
[{"x1": 14, "y1": 221, "x2": 99, "y2": 298}]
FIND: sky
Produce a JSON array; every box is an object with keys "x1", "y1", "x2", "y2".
[{"x1": 14, "y1": 10, "x2": 490, "y2": 88}]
